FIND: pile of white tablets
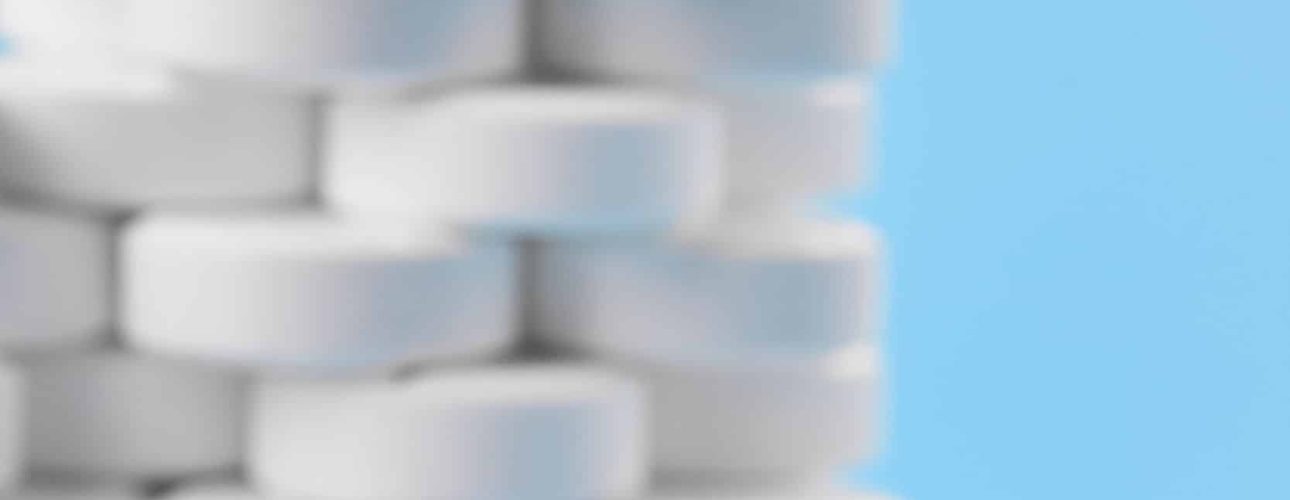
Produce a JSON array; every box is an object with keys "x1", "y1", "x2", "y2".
[{"x1": 0, "y1": 0, "x2": 894, "y2": 498}]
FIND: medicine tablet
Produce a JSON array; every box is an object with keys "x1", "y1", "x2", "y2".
[
  {"x1": 534, "y1": 216, "x2": 881, "y2": 361},
  {"x1": 252, "y1": 366, "x2": 646, "y2": 499},
  {"x1": 705, "y1": 77, "x2": 873, "y2": 205},
  {"x1": 327, "y1": 86, "x2": 722, "y2": 234},
  {"x1": 123, "y1": 213, "x2": 517, "y2": 374},
  {"x1": 538, "y1": 0, "x2": 891, "y2": 80},
  {"x1": 21, "y1": 352, "x2": 246, "y2": 482},
  {"x1": 0, "y1": 205, "x2": 110, "y2": 350},
  {"x1": 0, "y1": 60, "x2": 310, "y2": 211},
  {"x1": 127, "y1": 0, "x2": 523, "y2": 91},
  {"x1": 630, "y1": 345, "x2": 881, "y2": 479}
]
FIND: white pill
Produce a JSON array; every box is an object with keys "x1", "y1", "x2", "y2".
[
  {"x1": 127, "y1": 0, "x2": 523, "y2": 91},
  {"x1": 0, "y1": 60, "x2": 310, "y2": 212},
  {"x1": 538, "y1": 0, "x2": 891, "y2": 80},
  {"x1": 0, "y1": 360, "x2": 22, "y2": 492},
  {"x1": 252, "y1": 366, "x2": 646, "y2": 499},
  {"x1": 123, "y1": 213, "x2": 517, "y2": 374},
  {"x1": 20, "y1": 352, "x2": 246, "y2": 482},
  {"x1": 0, "y1": 206, "x2": 110, "y2": 350},
  {"x1": 632, "y1": 345, "x2": 881, "y2": 480},
  {"x1": 704, "y1": 77, "x2": 873, "y2": 205},
  {"x1": 327, "y1": 86, "x2": 723, "y2": 234},
  {"x1": 534, "y1": 215, "x2": 881, "y2": 361}
]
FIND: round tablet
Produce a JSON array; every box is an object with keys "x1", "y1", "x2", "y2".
[
  {"x1": 127, "y1": 0, "x2": 523, "y2": 91},
  {"x1": 538, "y1": 0, "x2": 892, "y2": 80},
  {"x1": 0, "y1": 205, "x2": 110, "y2": 350},
  {"x1": 534, "y1": 215, "x2": 881, "y2": 361},
  {"x1": 0, "y1": 60, "x2": 310, "y2": 211},
  {"x1": 20, "y1": 351, "x2": 246, "y2": 482},
  {"x1": 0, "y1": 361, "x2": 22, "y2": 492},
  {"x1": 251, "y1": 366, "x2": 646, "y2": 499},
  {"x1": 326, "y1": 86, "x2": 722, "y2": 234},
  {"x1": 706, "y1": 77, "x2": 873, "y2": 205},
  {"x1": 123, "y1": 213, "x2": 517, "y2": 374},
  {"x1": 631, "y1": 345, "x2": 881, "y2": 479}
]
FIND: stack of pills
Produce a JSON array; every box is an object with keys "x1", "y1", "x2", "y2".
[{"x1": 0, "y1": 0, "x2": 894, "y2": 498}]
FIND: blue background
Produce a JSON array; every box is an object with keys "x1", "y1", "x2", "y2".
[{"x1": 839, "y1": 1, "x2": 1290, "y2": 499}]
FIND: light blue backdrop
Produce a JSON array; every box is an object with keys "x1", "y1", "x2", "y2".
[{"x1": 840, "y1": 1, "x2": 1290, "y2": 499}]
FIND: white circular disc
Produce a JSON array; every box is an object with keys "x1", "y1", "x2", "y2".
[
  {"x1": 703, "y1": 77, "x2": 874, "y2": 205},
  {"x1": 630, "y1": 345, "x2": 882, "y2": 479},
  {"x1": 538, "y1": 0, "x2": 892, "y2": 80},
  {"x1": 534, "y1": 215, "x2": 882, "y2": 361},
  {"x1": 326, "y1": 86, "x2": 723, "y2": 234},
  {"x1": 0, "y1": 61, "x2": 311, "y2": 212},
  {"x1": 122, "y1": 213, "x2": 518, "y2": 374},
  {"x1": 19, "y1": 352, "x2": 246, "y2": 482},
  {"x1": 0, "y1": 205, "x2": 110, "y2": 350},
  {"x1": 251, "y1": 366, "x2": 646, "y2": 499},
  {"x1": 126, "y1": 0, "x2": 523, "y2": 91}
]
